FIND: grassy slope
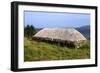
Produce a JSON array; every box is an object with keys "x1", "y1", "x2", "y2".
[{"x1": 24, "y1": 37, "x2": 90, "y2": 62}]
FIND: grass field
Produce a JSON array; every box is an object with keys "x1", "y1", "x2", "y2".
[{"x1": 24, "y1": 37, "x2": 90, "y2": 62}]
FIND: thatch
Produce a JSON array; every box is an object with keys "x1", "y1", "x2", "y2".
[{"x1": 33, "y1": 28, "x2": 87, "y2": 48}]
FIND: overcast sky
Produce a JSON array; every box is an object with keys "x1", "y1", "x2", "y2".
[{"x1": 24, "y1": 11, "x2": 90, "y2": 28}]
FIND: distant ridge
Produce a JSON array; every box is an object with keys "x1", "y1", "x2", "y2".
[{"x1": 76, "y1": 25, "x2": 90, "y2": 39}]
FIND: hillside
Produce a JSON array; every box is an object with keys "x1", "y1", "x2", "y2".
[
  {"x1": 76, "y1": 25, "x2": 90, "y2": 39},
  {"x1": 24, "y1": 37, "x2": 90, "y2": 61}
]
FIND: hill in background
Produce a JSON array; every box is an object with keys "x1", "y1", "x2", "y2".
[{"x1": 76, "y1": 25, "x2": 90, "y2": 40}]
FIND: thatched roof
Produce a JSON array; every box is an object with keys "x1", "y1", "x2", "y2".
[{"x1": 33, "y1": 28, "x2": 87, "y2": 42}]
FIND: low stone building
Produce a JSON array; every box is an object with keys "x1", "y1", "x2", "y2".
[{"x1": 32, "y1": 28, "x2": 87, "y2": 48}]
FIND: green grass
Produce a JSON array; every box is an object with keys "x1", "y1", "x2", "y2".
[{"x1": 24, "y1": 37, "x2": 90, "y2": 62}]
